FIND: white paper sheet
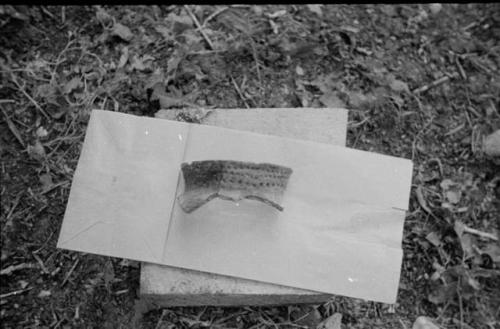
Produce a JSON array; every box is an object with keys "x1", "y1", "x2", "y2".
[{"x1": 57, "y1": 110, "x2": 413, "y2": 303}]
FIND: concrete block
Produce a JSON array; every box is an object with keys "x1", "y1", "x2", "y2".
[{"x1": 140, "y1": 107, "x2": 348, "y2": 306}]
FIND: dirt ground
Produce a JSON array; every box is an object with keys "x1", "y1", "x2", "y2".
[{"x1": 1, "y1": 4, "x2": 499, "y2": 329}]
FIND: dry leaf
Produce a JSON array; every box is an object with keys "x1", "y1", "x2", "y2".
[
  {"x1": 117, "y1": 47, "x2": 129, "y2": 68},
  {"x1": 445, "y1": 190, "x2": 460, "y2": 204},
  {"x1": 347, "y1": 91, "x2": 377, "y2": 108},
  {"x1": 459, "y1": 233, "x2": 474, "y2": 259},
  {"x1": 454, "y1": 220, "x2": 465, "y2": 236},
  {"x1": 295, "y1": 65, "x2": 304, "y2": 76},
  {"x1": 453, "y1": 220, "x2": 476, "y2": 259},
  {"x1": 426, "y1": 231, "x2": 442, "y2": 247},
  {"x1": 27, "y1": 140, "x2": 46, "y2": 159},
  {"x1": 317, "y1": 313, "x2": 342, "y2": 329},
  {"x1": 483, "y1": 130, "x2": 500, "y2": 157},
  {"x1": 440, "y1": 179, "x2": 455, "y2": 190},
  {"x1": 306, "y1": 5, "x2": 323, "y2": 17},
  {"x1": 155, "y1": 25, "x2": 173, "y2": 41},
  {"x1": 294, "y1": 307, "x2": 322, "y2": 328},
  {"x1": 95, "y1": 6, "x2": 112, "y2": 26},
  {"x1": 380, "y1": 5, "x2": 397, "y2": 17},
  {"x1": 269, "y1": 19, "x2": 279, "y2": 34},
  {"x1": 467, "y1": 276, "x2": 480, "y2": 290},
  {"x1": 112, "y1": 23, "x2": 133, "y2": 42},
  {"x1": 319, "y1": 92, "x2": 346, "y2": 108},
  {"x1": 150, "y1": 84, "x2": 190, "y2": 109},
  {"x1": 167, "y1": 12, "x2": 193, "y2": 35},
  {"x1": 130, "y1": 55, "x2": 146, "y2": 71},
  {"x1": 39, "y1": 173, "x2": 53, "y2": 190},
  {"x1": 428, "y1": 283, "x2": 456, "y2": 304},
  {"x1": 389, "y1": 78, "x2": 409, "y2": 93},
  {"x1": 103, "y1": 259, "x2": 115, "y2": 292},
  {"x1": 412, "y1": 316, "x2": 439, "y2": 329},
  {"x1": 483, "y1": 243, "x2": 500, "y2": 263},
  {"x1": 132, "y1": 298, "x2": 153, "y2": 327},
  {"x1": 36, "y1": 83, "x2": 57, "y2": 98},
  {"x1": 63, "y1": 77, "x2": 82, "y2": 94},
  {"x1": 36, "y1": 83, "x2": 59, "y2": 105}
]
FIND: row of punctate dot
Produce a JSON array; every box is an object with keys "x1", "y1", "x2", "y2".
[
  {"x1": 221, "y1": 171, "x2": 287, "y2": 185},
  {"x1": 186, "y1": 162, "x2": 291, "y2": 178},
  {"x1": 220, "y1": 177, "x2": 287, "y2": 188},
  {"x1": 221, "y1": 169, "x2": 290, "y2": 179},
  {"x1": 222, "y1": 163, "x2": 291, "y2": 173}
]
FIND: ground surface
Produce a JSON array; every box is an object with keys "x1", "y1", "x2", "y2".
[{"x1": 1, "y1": 4, "x2": 499, "y2": 329}]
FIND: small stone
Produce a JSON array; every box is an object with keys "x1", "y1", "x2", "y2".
[
  {"x1": 37, "y1": 290, "x2": 51, "y2": 298},
  {"x1": 36, "y1": 126, "x2": 48, "y2": 138},
  {"x1": 483, "y1": 130, "x2": 500, "y2": 157},
  {"x1": 429, "y1": 3, "x2": 442, "y2": 15}
]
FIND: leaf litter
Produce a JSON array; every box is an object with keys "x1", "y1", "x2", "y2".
[{"x1": 1, "y1": 4, "x2": 499, "y2": 329}]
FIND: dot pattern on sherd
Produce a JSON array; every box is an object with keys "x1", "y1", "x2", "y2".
[{"x1": 178, "y1": 160, "x2": 293, "y2": 213}]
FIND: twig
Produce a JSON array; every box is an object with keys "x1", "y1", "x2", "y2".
[
  {"x1": 5, "y1": 193, "x2": 22, "y2": 222},
  {"x1": 445, "y1": 123, "x2": 465, "y2": 136},
  {"x1": 47, "y1": 112, "x2": 80, "y2": 157},
  {"x1": 50, "y1": 39, "x2": 74, "y2": 84},
  {"x1": 348, "y1": 116, "x2": 370, "y2": 129},
  {"x1": 0, "y1": 263, "x2": 38, "y2": 275},
  {"x1": 62, "y1": 258, "x2": 80, "y2": 286},
  {"x1": 398, "y1": 318, "x2": 408, "y2": 329},
  {"x1": 202, "y1": 6, "x2": 229, "y2": 27},
  {"x1": 462, "y1": 56, "x2": 494, "y2": 76},
  {"x1": 184, "y1": 5, "x2": 215, "y2": 50},
  {"x1": 455, "y1": 57, "x2": 467, "y2": 80},
  {"x1": 187, "y1": 49, "x2": 226, "y2": 56},
  {"x1": 248, "y1": 37, "x2": 263, "y2": 90},
  {"x1": 467, "y1": 106, "x2": 481, "y2": 118},
  {"x1": 61, "y1": 6, "x2": 65, "y2": 24},
  {"x1": 427, "y1": 158, "x2": 444, "y2": 177},
  {"x1": 471, "y1": 125, "x2": 483, "y2": 155},
  {"x1": 463, "y1": 17, "x2": 486, "y2": 31},
  {"x1": 113, "y1": 289, "x2": 129, "y2": 295},
  {"x1": 0, "y1": 287, "x2": 33, "y2": 299},
  {"x1": 33, "y1": 230, "x2": 55, "y2": 254},
  {"x1": 462, "y1": 224, "x2": 498, "y2": 241},
  {"x1": 412, "y1": 74, "x2": 457, "y2": 95},
  {"x1": 411, "y1": 115, "x2": 434, "y2": 160},
  {"x1": 463, "y1": 22, "x2": 478, "y2": 31},
  {"x1": 230, "y1": 5, "x2": 252, "y2": 8},
  {"x1": 32, "y1": 253, "x2": 50, "y2": 274},
  {"x1": 40, "y1": 181, "x2": 69, "y2": 195},
  {"x1": 41, "y1": 6, "x2": 55, "y2": 19},
  {"x1": 415, "y1": 185, "x2": 440, "y2": 222},
  {"x1": 230, "y1": 76, "x2": 250, "y2": 108},
  {"x1": 458, "y1": 277, "x2": 464, "y2": 329},
  {"x1": 9, "y1": 73, "x2": 50, "y2": 119},
  {"x1": 154, "y1": 309, "x2": 168, "y2": 329}
]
